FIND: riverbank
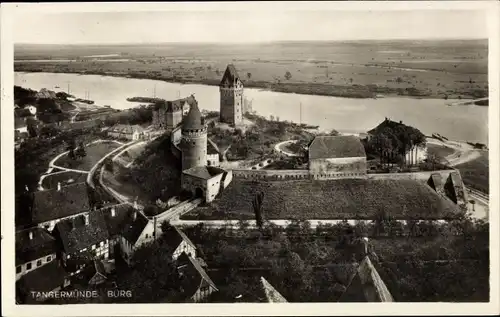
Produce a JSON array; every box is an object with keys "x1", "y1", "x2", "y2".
[{"x1": 14, "y1": 64, "x2": 485, "y2": 101}]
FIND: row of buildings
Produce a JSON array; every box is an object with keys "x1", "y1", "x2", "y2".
[{"x1": 16, "y1": 180, "x2": 219, "y2": 303}]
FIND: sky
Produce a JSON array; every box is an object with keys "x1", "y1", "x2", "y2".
[{"x1": 14, "y1": 10, "x2": 488, "y2": 44}]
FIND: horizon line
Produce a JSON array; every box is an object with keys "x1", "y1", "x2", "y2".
[{"x1": 14, "y1": 37, "x2": 488, "y2": 46}]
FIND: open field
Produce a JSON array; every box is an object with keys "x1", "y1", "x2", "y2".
[
  {"x1": 54, "y1": 141, "x2": 121, "y2": 171},
  {"x1": 456, "y1": 152, "x2": 489, "y2": 194},
  {"x1": 426, "y1": 143, "x2": 456, "y2": 158},
  {"x1": 40, "y1": 171, "x2": 87, "y2": 190},
  {"x1": 15, "y1": 40, "x2": 487, "y2": 100}
]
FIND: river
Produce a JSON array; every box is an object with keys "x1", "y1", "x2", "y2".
[{"x1": 15, "y1": 71, "x2": 488, "y2": 144}]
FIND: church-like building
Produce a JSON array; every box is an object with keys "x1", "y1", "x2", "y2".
[{"x1": 219, "y1": 64, "x2": 244, "y2": 126}]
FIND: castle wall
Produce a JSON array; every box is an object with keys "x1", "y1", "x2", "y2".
[
  {"x1": 309, "y1": 157, "x2": 367, "y2": 179},
  {"x1": 167, "y1": 111, "x2": 183, "y2": 130},
  {"x1": 181, "y1": 129, "x2": 207, "y2": 171}
]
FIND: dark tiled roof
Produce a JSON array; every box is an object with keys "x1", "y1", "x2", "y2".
[
  {"x1": 367, "y1": 118, "x2": 405, "y2": 135},
  {"x1": 183, "y1": 166, "x2": 225, "y2": 180},
  {"x1": 193, "y1": 178, "x2": 462, "y2": 220},
  {"x1": 17, "y1": 261, "x2": 68, "y2": 296},
  {"x1": 100, "y1": 203, "x2": 135, "y2": 237},
  {"x1": 178, "y1": 252, "x2": 218, "y2": 299},
  {"x1": 54, "y1": 212, "x2": 109, "y2": 254},
  {"x1": 182, "y1": 100, "x2": 204, "y2": 130},
  {"x1": 207, "y1": 138, "x2": 220, "y2": 155},
  {"x1": 14, "y1": 108, "x2": 33, "y2": 118},
  {"x1": 339, "y1": 256, "x2": 394, "y2": 302},
  {"x1": 260, "y1": 277, "x2": 288, "y2": 303},
  {"x1": 32, "y1": 182, "x2": 91, "y2": 224},
  {"x1": 16, "y1": 228, "x2": 58, "y2": 266},
  {"x1": 121, "y1": 211, "x2": 150, "y2": 245},
  {"x1": 308, "y1": 135, "x2": 366, "y2": 159},
  {"x1": 219, "y1": 64, "x2": 241, "y2": 87},
  {"x1": 80, "y1": 259, "x2": 107, "y2": 284},
  {"x1": 15, "y1": 116, "x2": 27, "y2": 129}
]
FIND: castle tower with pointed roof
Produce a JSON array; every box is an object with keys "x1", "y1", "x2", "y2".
[
  {"x1": 219, "y1": 64, "x2": 244, "y2": 126},
  {"x1": 181, "y1": 100, "x2": 207, "y2": 171}
]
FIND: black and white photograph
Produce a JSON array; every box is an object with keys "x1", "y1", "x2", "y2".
[{"x1": 1, "y1": 1, "x2": 499, "y2": 315}]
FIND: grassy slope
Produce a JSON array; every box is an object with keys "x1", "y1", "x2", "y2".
[
  {"x1": 54, "y1": 142, "x2": 121, "y2": 171},
  {"x1": 455, "y1": 152, "x2": 489, "y2": 194},
  {"x1": 14, "y1": 40, "x2": 487, "y2": 100},
  {"x1": 41, "y1": 171, "x2": 87, "y2": 189}
]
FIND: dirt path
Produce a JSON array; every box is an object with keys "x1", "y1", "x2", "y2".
[{"x1": 426, "y1": 137, "x2": 481, "y2": 167}]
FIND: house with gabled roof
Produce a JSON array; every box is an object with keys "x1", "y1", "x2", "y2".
[
  {"x1": 52, "y1": 212, "x2": 110, "y2": 275},
  {"x1": 15, "y1": 227, "x2": 59, "y2": 281},
  {"x1": 80, "y1": 259, "x2": 107, "y2": 286},
  {"x1": 32, "y1": 182, "x2": 92, "y2": 231},
  {"x1": 308, "y1": 135, "x2": 367, "y2": 180},
  {"x1": 16, "y1": 260, "x2": 70, "y2": 304},
  {"x1": 177, "y1": 252, "x2": 218, "y2": 302},
  {"x1": 100, "y1": 203, "x2": 136, "y2": 257},
  {"x1": 162, "y1": 225, "x2": 197, "y2": 261},
  {"x1": 107, "y1": 124, "x2": 146, "y2": 141},
  {"x1": 119, "y1": 209, "x2": 155, "y2": 265},
  {"x1": 259, "y1": 277, "x2": 288, "y2": 303},
  {"x1": 338, "y1": 255, "x2": 394, "y2": 302}
]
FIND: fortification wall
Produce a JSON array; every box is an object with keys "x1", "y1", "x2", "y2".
[
  {"x1": 232, "y1": 169, "x2": 311, "y2": 180},
  {"x1": 367, "y1": 169, "x2": 457, "y2": 181}
]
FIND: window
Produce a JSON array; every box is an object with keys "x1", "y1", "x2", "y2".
[
  {"x1": 26, "y1": 263, "x2": 32, "y2": 270},
  {"x1": 37, "y1": 260, "x2": 42, "y2": 267},
  {"x1": 16, "y1": 266, "x2": 21, "y2": 273}
]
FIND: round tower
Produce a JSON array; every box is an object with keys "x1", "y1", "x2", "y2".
[{"x1": 181, "y1": 101, "x2": 207, "y2": 171}]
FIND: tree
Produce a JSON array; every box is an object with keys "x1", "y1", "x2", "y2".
[
  {"x1": 75, "y1": 141, "x2": 87, "y2": 159},
  {"x1": 284, "y1": 71, "x2": 292, "y2": 81},
  {"x1": 469, "y1": 199, "x2": 476, "y2": 212},
  {"x1": 252, "y1": 191, "x2": 265, "y2": 230},
  {"x1": 66, "y1": 139, "x2": 76, "y2": 160}
]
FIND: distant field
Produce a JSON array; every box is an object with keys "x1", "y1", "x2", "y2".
[
  {"x1": 54, "y1": 141, "x2": 121, "y2": 171},
  {"x1": 41, "y1": 171, "x2": 87, "y2": 190},
  {"x1": 14, "y1": 40, "x2": 488, "y2": 100},
  {"x1": 456, "y1": 152, "x2": 489, "y2": 194}
]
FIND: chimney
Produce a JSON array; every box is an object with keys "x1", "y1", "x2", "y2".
[
  {"x1": 84, "y1": 214, "x2": 89, "y2": 226},
  {"x1": 29, "y1": 231, "x2": 33, "y2": 240},
  {"x1": 111, "y1": 207, "x2": 116, "y2": 217},
  {"x1": 57, "y1": 182, "x2": 61, "y2": 191}
]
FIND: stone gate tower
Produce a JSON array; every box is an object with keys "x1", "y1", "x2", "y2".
[
  {"x1": 219, "y1": 64, "x2": 244, "y2": 126},
  {"x1": 181, "y1": 101, "x2": 207, "y2": 171}
]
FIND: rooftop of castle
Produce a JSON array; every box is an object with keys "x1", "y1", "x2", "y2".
[
  {"x1": 182, "y1": 100, "x2": 205, "y2": 131},
  {"x1": 308, "y1": 135, "x2": 366, "y2": 159},
  {"x1": 189, "y1": 178, "x2": 463, "y2": 220},
  {"x1": 219, "y1": 64, "x2": 241, "y2": 87}
]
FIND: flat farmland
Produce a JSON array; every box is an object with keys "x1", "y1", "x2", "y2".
[{"x1": 15, "y1": 40, "x2": 488, "y2": 100}]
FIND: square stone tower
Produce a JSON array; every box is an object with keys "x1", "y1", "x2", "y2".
[{"x1": 219, "y1": 64, "x2": 244, "y2": 126}]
